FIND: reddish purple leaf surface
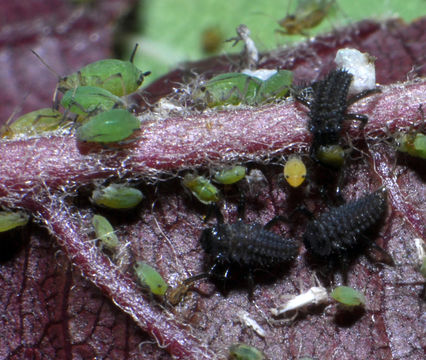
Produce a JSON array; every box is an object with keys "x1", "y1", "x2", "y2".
[{"x1": 0, "y1": 3, "x2": 425, "y2": 359}]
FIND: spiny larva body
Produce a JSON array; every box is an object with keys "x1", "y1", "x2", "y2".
[
  {"x1": 295, "y1": 69, "x2": 379, "y2": 167},
  {"x1": 303, "y1": 187, "x2": 387, "y2": 261}
]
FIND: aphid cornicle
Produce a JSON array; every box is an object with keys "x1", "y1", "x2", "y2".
[
  {"x1": 200, "y1": 200, "x2": 298, "y2": 286},
  {"x1": 303, "y1": 187, "x2": 388, "y2": 264},
  {"x1": 295, "y1": 69, "x2": 380, "y2": 167}
]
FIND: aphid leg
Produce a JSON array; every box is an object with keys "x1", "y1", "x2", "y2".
[{"x1": 347, "y1": 88, "x2": 381, "y2": 106}]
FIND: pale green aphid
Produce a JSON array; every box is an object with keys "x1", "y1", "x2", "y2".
[
  {"x1": 331, "y1": 286, "x2": 366, "y2": 306},
  {"x1": 91, "y1": 215, "x2": 119, "y2": 251},
  {"x1": 213, "y1": 165, "x2": 247, "y2": 185},
  {"x1": 193, "y1": 73, "x2": 261, "y2": 108},
  {"x1": 1, "y1": 108, "x2": 64, "y2": 138},
  {"x1": 182, "y1": 174, "x2": 220, "y2": 204},
  {"x1": 396, "y1": 132, "x2": 426, "y2": 159},
  {"x1": 193, "y1": 70, "x2": 293, "y2": 108},
  {"x1": 0, "y1": 211, "x2": 30, "y2": 232},
  {"x1": 61, "y1": 86, "x2": 125, "y2": 116},
  {"x1": 316, "y1": 144, "x2": 345, "y2": 168},
  {"x1": 76, "y1": 109, "x2": 140, "y2": 143},
  {"x1": 256, "y1": 70, "x2": 293, "y2": 103},
  {"x1": 229, "y1": 343, "x2": 265, "y2": 360},
  {"x1": 134, "y1": 261, "x2": 168, "y2": 296},
  {"x1": 91, "y1": 184, "x2": 144, "y2": 209},
  {"x1": 58, "y1": 45, "x2": 150, "y2": 96}
]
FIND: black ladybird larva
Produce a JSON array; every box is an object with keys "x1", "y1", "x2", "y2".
[
  {"x1": 295, "y1": 69, "x2": 380, "y2": 168},
  {"x1": 200, "y1": 201, "x2": 298, "y2": 282},
  {"x1": 303, "y1": 187, "x2": 388, "y2": 264}
]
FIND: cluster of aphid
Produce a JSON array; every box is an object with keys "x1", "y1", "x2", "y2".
[
  {"x1": 1, "y1": 25, "x2": 425, "y2": 360},
  {"x1": 1, "y1": 45, "x2": 150, "y2": 144}
]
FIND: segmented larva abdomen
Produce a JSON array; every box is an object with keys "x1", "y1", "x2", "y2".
[
  {"x1": 202, "y1": 221, "x2": 298, "y2": 267},
  {"x1": 303, "y1": 188, "x2": 387, "y2": 259}
]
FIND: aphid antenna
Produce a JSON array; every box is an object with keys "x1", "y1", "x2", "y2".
[
  {"x1": 31, "y1": 50, "x2": 61, "y2": 80},
  {"x1": 129, "y1": 43, "x2": 139, "y2": 63}
]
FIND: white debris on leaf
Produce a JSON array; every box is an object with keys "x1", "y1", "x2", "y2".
[
  {"x1": 241, "y1": 69, "x2": 277, "y2": 81},
  {"x1": 237, "y1": 310, "x2": 266, "y2": 338},
  {"x1": 270, "y1": 286, "x2": 328, "y2": 316},
  {"x1": 334, "y1": 48, "x2": 376, "y2": 95}
]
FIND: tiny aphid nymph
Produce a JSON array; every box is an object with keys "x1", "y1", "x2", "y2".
[
  {"x1": 91, "y1": 184, "x2": 144, "y2": 209},
  {"x1": 284, "y1": 154, "x2": 307, "y2": 187},
  {"x1": 182, "y1": 174, "x2": 220, "y2": 204},
  {"x1": 0, "y1": 210, "x2": 30, "y2": 232},
  {"x1": 229, "y1": 343, "x2": 265, "y2": 360},
  {"x1": 91, "y1": 214, "x2": 119, "y2": 252},
  {"x1": 331, "y1": 286, "x2": 366, "y2": 306},
  {"x1": 134, "y1": 261, "x2": 168, "y2": 296},
  {"x1": 213, "y1": 165, "x2": 247, "y2": 185}
]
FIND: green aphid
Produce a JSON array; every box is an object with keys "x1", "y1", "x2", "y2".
[
  {"x1": 331, "y1": 286, "x2": 366, "y2": 306},
  {"x1": 0, "y1": 211, "x2": 30, "y2": 232},
  {"x1": 396, "y1": 132, "x2": 426, "y2": 159},
  {"x1": 255, "y1": 70, "x2": 293, "y2": 103},
  {"x1": 76, "y1": 109, "x2": 140, "y2": 143},
  {"x1": 134, "y1": 261, "x2": 168, "y2": 296},
  {"x1": 91, "y1": 184, "x2": 144, "y2": 210},
  {"x1": 61, "y1": 86, "x2": 125, "y2": 116},
  {"x1": 91, "y1": 214, "x2": 119, "y2": 251},
  {"x1": 229, "y1": 343, "x2": 265, "y2": 360},
  {"x1": 277, "y1": 0, "x2": 335, "y2": 36},
  {"x1": 58, "y1": 46, "x2": 150, "y2": 96},
  {"x1": 316, "y1": 144, "x2": 345, "y2": 168},
  {"x1": 193, "y1": 72, "x2": 262, "y2": 108},
  {"x1": 213, "y1": 165, "x2": 247, "y2": 185},
  {"x1": 182, "y1": 174, "x2": 220, "y2": 204},
  {"x1": 1, "y1": 108, "x2": 64, "y2": 138}
]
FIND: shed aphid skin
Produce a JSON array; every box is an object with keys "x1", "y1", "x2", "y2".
[
  {"x1": 61, "y1": 86, "x2": 125, "y2": 116},
  {"x1": 237, "y1": 310, "x2": 266, "y2": 338},
  {"x1": 284, "y1": 154, "x2": 307, "y2": 188},
  {"x1": 414, "y1": 238, "x2": 426, "y2": 278},
  {"x1": 303, "y1": 187, "x2": 389, "y2": 267},
  {"x1": 226, "y1": 24, "x2": 259, "y2": 70},
  {"x1": 213, "y1": 165, "x2": 247, "y2": 185},
  {"x1": 270, "y1": 284, "x2": 328, "y2": 317},
  {"x1": 1, "y1": 108, "x2": 65, "y2": 138},
  {"x1": 0, "y1": 210, "x2": 30, "y2": 232},
  {"x1": 76, "y1": 109, "x2": 140, "y2": 144},
  {"x1": 91, "y1": 184, "x2": 144, "y2": 210},
  {"x1": 277, "y1": 0, "x2": 335, "y2": 36},
  {"x1": 200, "y1": 199, "x2": 298, "y2": 290},
  {"x1": 294, "y1": 68, "x2": 380, "y2": 167},
  {"x1": 32, "y1": 44, "x2": 151, "y2": 97},
  {"x1": 134, "y1": 261, "x2": 168, "y2": 296},
  {"x1": 229, "y1": 343, "x2": 265, "y2": 360},
  {"x1": 91, "y1": 214, "x2": 119, "y2": 252},
  {"x1": 182, "y1": 174, "x2": 220, "y2": 205},
  {"x1": 331, "y1": 286, "x2": 366, "y2": 306}
]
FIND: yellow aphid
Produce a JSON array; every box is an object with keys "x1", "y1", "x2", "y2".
[{"x1": 284, "y1": 154, "x2": 307, "y2": 187}]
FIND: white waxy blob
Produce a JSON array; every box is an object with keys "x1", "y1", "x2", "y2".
[
  {"x1": 241, "y1": 68, "x2": 277, "y2": 81},
  {"x1": 270, "y1": 286, "x2": 328, "y2": 316},
  {"x1": 334, "y1": 48, "x2": 376, "y2": 94},
  {"x1": 237, "y1": 310, "x2": 266, "y2": 338}
]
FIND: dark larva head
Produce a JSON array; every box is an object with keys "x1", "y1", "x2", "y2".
[{"x1": 303, "y1": 187, "x2": 388, "y2": 262}]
